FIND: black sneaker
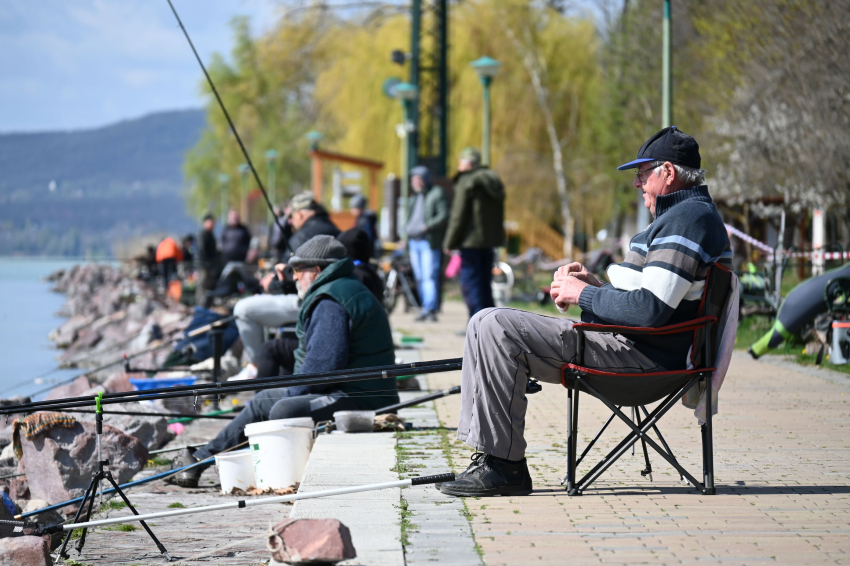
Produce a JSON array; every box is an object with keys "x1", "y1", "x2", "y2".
[
  {"x1": 439, "y1": 454, "x2": 532, "y2": 497},
  {"x1": 435, "y1": 452, "x2": 487, "y2": 490},
  {"x1": 165, "y1": 448, "x2": 203, "y2": 488}
]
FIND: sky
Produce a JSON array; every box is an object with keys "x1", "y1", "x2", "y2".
[{"x1": 0, "y1": 0, "x2": 281, "y2": 133}]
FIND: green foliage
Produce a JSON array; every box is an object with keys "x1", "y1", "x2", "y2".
[{"x1": 167, "y1": 502, "x2": 186, "y2": 508}]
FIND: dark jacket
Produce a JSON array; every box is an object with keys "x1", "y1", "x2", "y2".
[
  {"x1": 220, "y1": 224, "x2": 251, "y2": 263},
  {"x1": 293, "y1": 258, "x2": 398, "y2": 410},
  {"x1": 443, "y1": 167, "x2": 506, "y2": 250},
  {"x1": 285, "y1": 213, "x2": 340, "y2": 262},
  {"x1": 267, "y1": 213, "x2": 341, "y2": 296},
  {"x1": 269, "y1": 216, "x2": 293, "y2": 260},
  {"x1": 338, "y1": 228, "x2": 384, "y2": 302},
  {"x1": 355, "y1": 211, "x2": 379, "y2": 255},
  {"x1": 196, "y1": 228, "x2": 218, "y2": 268}
]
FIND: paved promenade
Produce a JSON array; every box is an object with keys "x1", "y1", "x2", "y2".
[{"x1": 394, "y1": 300, "x2": 850, "y2": 566}]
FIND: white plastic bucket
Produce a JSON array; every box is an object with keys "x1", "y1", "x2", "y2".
[
  {"x1": 214, "y1": 449, "x2": 255, "y2": 494},
  {"x1": 244, "y1": 419, "x2": 314, "y2": 490}
]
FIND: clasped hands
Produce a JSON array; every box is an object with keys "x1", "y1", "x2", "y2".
[{"x1": 549, "y1": 262, "x2": 603, "y2": 311}]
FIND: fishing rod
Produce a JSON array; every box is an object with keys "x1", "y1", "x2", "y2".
[
  {"x1": 4, "y1": 315, "x2": 236, "y2": 402},
  {"x1": 165, "y1": 0, "x2": 286, "y2": 233},
  {"x1": 32, "y1": 473, "x2": 455, "y2": 536},
  {"x1": 18, "y1": 385, "x2": 462, "y2": 519},
  {"x1": 71, "y1": 408, "x2": 239, "y2": 420},
  {"x1": 1, "y1": 358, "x2": 463, "y2": 415}
]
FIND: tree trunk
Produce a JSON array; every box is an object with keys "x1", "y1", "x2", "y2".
[{"x1": 501, "y1": 21, "x2": 573, "y2": 260}]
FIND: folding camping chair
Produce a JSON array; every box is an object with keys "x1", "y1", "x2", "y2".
[{"x1": 558, "y1": 264, "x2": 734, "y2": 496}]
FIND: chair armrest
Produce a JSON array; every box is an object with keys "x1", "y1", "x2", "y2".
[{"x1": 573, "y1": 316, "x2": 718, "y2": 336}]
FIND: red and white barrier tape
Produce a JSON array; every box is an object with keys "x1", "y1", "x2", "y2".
[{"x1": 724, "y1": 223, "x2": 849, "y2": 261}]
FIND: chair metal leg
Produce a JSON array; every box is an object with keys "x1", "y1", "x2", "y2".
[
  {"x1": 640, "y1": 405, "x2": 683, "y2": 481},
  {"x1": 573, "y1": 376, "x2": 705, "y2": 495},
  {"x1": 564, "y1": 388, "x2": 575, "y2": 491},
  {"x1": 576, "y1": 406, "x2": 620, "y2": 467},
  {"x1": 703, "y1": 373, "x2": 716, "y2": 495},
  {"x1": 635, "y1": 410, "x2": 653, "y2": 482},
  {"x1": 631, "y1": 407, "x2": 636, "y2": 456},
  {"x1": 572, "y1": 390, "x2": 681, "y2": 492},
  {"x1": 569, "y1": 389, "x2": 580, "y2": 495}
]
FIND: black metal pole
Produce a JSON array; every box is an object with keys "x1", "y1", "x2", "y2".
[
  {"x1": 210, "y1": 328, "x2": 223, "y2": 411},
  {"x1": 0, "y1": 359, "x2": 464, "y2": 415}
]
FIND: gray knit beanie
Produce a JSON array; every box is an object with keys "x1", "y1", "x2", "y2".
[{"x1": 289, "y1": 235, "x2": 348, "y2": 269}]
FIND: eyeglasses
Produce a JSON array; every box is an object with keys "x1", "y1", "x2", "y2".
[
  {"x1": 292, "y1": 266, "x2": 320, "y2": 275},
  {"x1": 634, "y1": 165, "x2": 661, "y2": 185}
]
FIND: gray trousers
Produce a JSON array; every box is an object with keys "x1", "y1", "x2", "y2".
[{"x1": 457, "y1": 308, "x2": 663, "y2": 461}]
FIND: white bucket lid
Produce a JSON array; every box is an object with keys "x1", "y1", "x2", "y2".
[
  {"x1": 244, "y1": 417, "x2": 315, "y2": 437},
  {"x1": 214, "y1": 448, "x2": 252, "y2": 462}
]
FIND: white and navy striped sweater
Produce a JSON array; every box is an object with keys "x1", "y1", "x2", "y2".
[{"x1": 578, "y1": 185, "x2": 732, "y2": 370}]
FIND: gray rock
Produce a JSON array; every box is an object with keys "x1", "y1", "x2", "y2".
[
  {"x1": 21, "y1": 421, "x2": 148, "y2": 505},
  {"x1": 0, "y1": 443, "x2": 15, "y2": 467},
  {"x1": 267, "y1": 518, "x2": 356, "y2": 565},
  {"x1": 43, "y1": 376, "x2": 91, "y2": 402},
  {"x1": 0, "y1": 536, "x2": 52, "y2": 566},
  {"x1": 48, "y1": 314, "x2": 94, "y2": 348},
  {"x1": 68, "y1": 402, "x2": 173, "y2": 451}
]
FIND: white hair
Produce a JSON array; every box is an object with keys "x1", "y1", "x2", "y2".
[{"x1": 649, "y1": 160, "x2": 706, "y2": 186}]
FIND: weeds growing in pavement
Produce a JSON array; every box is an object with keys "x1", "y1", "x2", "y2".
[{"x1": 168, "y1": 502, "x2": 186, "y2": 508}]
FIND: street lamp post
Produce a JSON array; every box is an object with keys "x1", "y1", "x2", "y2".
[
  {"x1": 471, "y1": 56, "x2": 501, "y2": 167},
  {"x1": 391, "y1": 82, "x2": 419, "y2": 238},
  {"x1": 265, "y1": 149, "x2": 279, "y2": 224},
  {"x1": 218, "y1": 173, "x2": 230, "y2": 231},
  {"x1": 237, "y1": 163, "x2": 250, "y2": 222}
]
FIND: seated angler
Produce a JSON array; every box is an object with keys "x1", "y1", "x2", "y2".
[
  {"x1": 438, "y1": 127, "x2": 733, "y2": 498},
  {"x1": 171, "y1": 235, "x2": 399, "y2": 487}
]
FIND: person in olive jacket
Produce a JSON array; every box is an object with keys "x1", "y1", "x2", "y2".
[
  {"x1": 406, "y1": 165, "x2": 448, "y2": 321},
  {"x1": 443, "y1": 147, "x2": 506, "y2": 317}
]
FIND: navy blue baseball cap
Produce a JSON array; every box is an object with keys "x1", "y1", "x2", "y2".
[{"x1": 617, "y1": 126, "x2": 701, "y2": 170}]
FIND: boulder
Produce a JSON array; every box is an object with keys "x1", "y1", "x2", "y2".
[
  {"x1": 0, "y1": 443, "x2": 14, "y2": 467},
  {"x1": 267, "y1": 518, "x2": 356, "y2": 565},
  {"x1": 21, "y1": 421, "x2": 148, "y2": 505},
  {"x1": 0, "y1": 536, "x2": 52, "y2": 566},
  {"x1": 68, "y1": 402, "x2": 173, "y2": 451},
  {"x1": 43, "y1": 376, "x2": 92, "y2": 402},
  {"x1": 48, "y1": 314, "x2": 94, "y2": 348},
  {"x1": 103, "y1": 372, "x2": 135, "y2": 393}
]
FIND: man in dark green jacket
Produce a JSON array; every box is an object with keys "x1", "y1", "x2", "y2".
[
  {"x1": 443, "y1": 147, "x2": 506, "y2": 317},
  {"x1": 170, "y1": 235, "x2": 398, "y2": 487},
  {"x1": 406, "y1": 165, "x2": 449, "y2": 321}
]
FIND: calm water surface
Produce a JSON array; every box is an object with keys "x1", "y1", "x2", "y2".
[{"x1": 0, "y1": 258, "x2": 89, "y2": 399}]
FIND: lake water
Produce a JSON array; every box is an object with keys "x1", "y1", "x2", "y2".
[{"x1": 0, "y1": 258, "x2": 88, "y2": 399}]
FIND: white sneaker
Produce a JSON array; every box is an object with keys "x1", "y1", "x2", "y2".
[{"x1": 228, "y1": 363, "x2": 257, "y2": 382}]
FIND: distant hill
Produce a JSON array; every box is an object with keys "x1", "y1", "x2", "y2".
[{"x1": 0, "y1": 110, "x2": 206, "y2": 257}]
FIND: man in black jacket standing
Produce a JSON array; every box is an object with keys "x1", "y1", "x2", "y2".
[
  {"x1": 195, "y1": 213, "x2": 219, "y2": 305},
  {"x1": 220, "y1": 208, "x2": 252, "y2": 264}
]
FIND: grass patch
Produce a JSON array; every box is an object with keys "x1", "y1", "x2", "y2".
[
  {"x1": 167, "y1": 502, "x2": 186, "y2": 508},
  {"x1": 146, "y1": 456, "x2": 171, "y2": 468},
  {"x1": 736, "y1": 315, "x2": 850, "y2": 375},
  {"x1": 104, "y1": 499, "x2": 127, "y2": 511},
  {"x1": 102, "y1": 524, "x2": 139, "y2": 532},
  {"x1": 399, "y1": 496, "x2": 414, "y2": 546}
]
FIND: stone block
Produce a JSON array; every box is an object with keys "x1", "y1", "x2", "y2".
[
  {"x1": 21, "y1": 421, "x2": 147, "y2": 505},
  {"x1": 0, "y1": 535, "x2": 52, "y2": 566},
  {"x1": 267, "y1": 518, "x2": 356, "y2": 565}
]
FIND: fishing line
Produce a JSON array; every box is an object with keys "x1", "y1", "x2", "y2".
[{"x1": 165, "y1": 0, "x2": 287, "y2": 233}]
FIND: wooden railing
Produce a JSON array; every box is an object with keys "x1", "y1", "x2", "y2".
[{"x1": 505, "y1": 209, "x2": 568, "y2": 261}]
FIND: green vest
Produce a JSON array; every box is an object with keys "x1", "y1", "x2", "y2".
[{"x1": 294, "y1": 258, "x2": 398, "y2": 410}]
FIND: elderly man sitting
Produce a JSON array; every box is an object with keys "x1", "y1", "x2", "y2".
[
  {"x1": 171, "y1": 235, "x2": 398, "y2": 488},
  {"x1": 438, "y1": 127, "x2": 733, "y2": 497}
]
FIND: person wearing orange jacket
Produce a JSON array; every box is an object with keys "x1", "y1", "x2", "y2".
[{"x1": 156, "y1": 237, "x2": 183, "y2": 284}]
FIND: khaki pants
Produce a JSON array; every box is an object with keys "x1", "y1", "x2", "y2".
[{"x1": 457, "y1": 308, "x2": 662, "y2": 461}]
